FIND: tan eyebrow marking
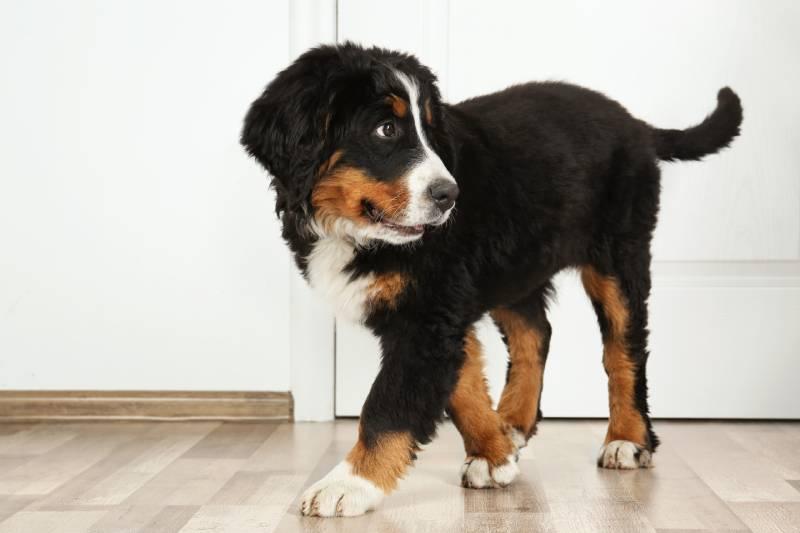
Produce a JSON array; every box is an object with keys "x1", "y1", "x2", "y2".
[
  {"x1": 424, "y1": 99, "x2": 433, "y2": 125},
  {"x1": 386, "y1": 94, "x2": 408, "y2": 118}
]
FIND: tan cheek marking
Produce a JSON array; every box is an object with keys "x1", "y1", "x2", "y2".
[
  {"x1": 311, "y1": 165, "x2": 410, "y2": 231},
  {"x1": 346, "y1": 429, "x2": 417, "y2": 493},
  {"x1": 387, "y1": 94, "x2": 408, "y2": 118},
  {"x1": 448, "y1": 328, "x2": 514, "y2": 465},
  {"x1": 580, "y1": 266, "x2": 647, "y2": 446},
  {"x1": 368, "y1": 272, "x2": 409, "y2": 310},
  {"x1": 424, "y1": 99, "x2": 433, "y2": 125},
  {"x1": 491, "y1": 308, "x2": 545, "y2": 438}
]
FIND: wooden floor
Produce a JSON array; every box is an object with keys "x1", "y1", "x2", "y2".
[{"x1": 0, "y1": 420, "x2": 799, "y2": 532}]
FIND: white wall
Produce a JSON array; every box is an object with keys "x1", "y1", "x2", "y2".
[
  {"x1": 0, "y1": 1, "x2": 294, "y2": 391},
  {"x1": 2, "y1": 0, "x2": 798, "y2": 419}
]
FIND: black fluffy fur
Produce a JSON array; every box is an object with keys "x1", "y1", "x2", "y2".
[{"x1": 242, "y1": 43, "x2": 742, "y2": 454}]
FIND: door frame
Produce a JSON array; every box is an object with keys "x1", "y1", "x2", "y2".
[{"x1": 287, "y1": 0, "x2": 338, "y2": 421}]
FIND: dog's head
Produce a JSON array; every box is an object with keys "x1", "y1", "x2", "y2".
[{"x1": 241, "y1": 43, "x2": 457, "y2": 246}]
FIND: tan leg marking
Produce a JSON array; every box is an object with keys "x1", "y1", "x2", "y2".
[
  {"x1": 346, "y1": 428, "x2": 416, "y2": 493},
  {"x1": 490, "y1": 307, "x2": 545, "y2": 441},
  {"x1": 448, "y1": 328, "x2": 514, "y2": 465},
  {"x1": 581, "y1": 266, "x2": 647, "y2": 446}
]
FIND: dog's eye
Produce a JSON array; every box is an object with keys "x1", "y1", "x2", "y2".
[{"x1": 375, "y1": 121, "x2": 397, "y2": 139}]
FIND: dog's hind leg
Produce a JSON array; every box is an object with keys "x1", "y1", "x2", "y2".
[
  {"x1": 490, "y1": 285, "x2": 552, "y2": 451},
  {"x1": 581, "y1": 259, "x2": 659, "y2": 469},
  {"x1": 448, "y1": 327, "x2": 520, "y2": 489}
]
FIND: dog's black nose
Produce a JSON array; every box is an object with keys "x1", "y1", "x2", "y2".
[{"x1": 428, "y1": 179, "x2": 459, "y2": 212}]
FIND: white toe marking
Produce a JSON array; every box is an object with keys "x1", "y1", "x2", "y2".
[
  {"x1": 300, "y1": 461, "x2": 384, "y2": 517},
  {"x1": 461, "y1": 455, "x2": 520, "y2": 489},
  {"x1": 461, "y1": 457, "x2": 492, "y2": 488},
  {"x1": 491, "y1": 454, "x2": 520, "y2": 486},
  {"x1": 509, "y1": 427, "x2": 528, "y2": 450},
  {"x1": 598, "y1": 440, "x2": 652, "y2": 469}
]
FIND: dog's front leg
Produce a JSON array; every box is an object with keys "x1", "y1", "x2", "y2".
[{"x1": 300, "y1": 328, "x2": 465, "y2": 517}]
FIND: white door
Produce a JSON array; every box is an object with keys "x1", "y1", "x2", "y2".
[{"x1": 335, "y1": 0, "x2": 800, "y2": 418}]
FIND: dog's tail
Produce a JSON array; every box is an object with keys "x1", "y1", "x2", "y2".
[{"x1": 651, "y1": 87, "x2": 743, "y2": 162}]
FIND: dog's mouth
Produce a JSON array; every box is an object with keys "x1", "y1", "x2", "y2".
[{"x1": 363, "y1": 200, "x2": 425, "y2": 236}]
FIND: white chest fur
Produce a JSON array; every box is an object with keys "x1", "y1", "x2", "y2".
[{"x1": 306, "y1": 237, "x2": 374, "y2": 323}]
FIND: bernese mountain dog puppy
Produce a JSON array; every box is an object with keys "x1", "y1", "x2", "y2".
[{"x1": 241, "y1": 43, "x2": 742, "y2": 517}]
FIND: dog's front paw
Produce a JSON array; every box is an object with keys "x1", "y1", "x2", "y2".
[
  {"x1": 597, "y1": 440, "x2": 652, "y2": 469},
  {"x1": 460, "y1": 454, "x2": 519, "y2": 489},
  {"x1": 300, "y1": 461, "x2": 384, "y2": 517}
]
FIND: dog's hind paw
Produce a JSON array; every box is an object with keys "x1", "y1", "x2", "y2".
[
  {"x1": 460, "y1": 454, "x2": 519, "y2": 488},
  {"x1": 597, "y1": 440, "x2": 652, "y2": 469},
  {"x1": 508, "y1": 427, "x2": 529, "y2": 451}
]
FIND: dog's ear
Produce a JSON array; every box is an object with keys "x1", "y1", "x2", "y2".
[{"x1": 241, "y1": 46, "x2": 340, "y2": 216}]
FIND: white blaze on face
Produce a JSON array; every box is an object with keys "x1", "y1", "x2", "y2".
[{"x1": 393, "y1": 71, "x2": 457, "y2": 226}]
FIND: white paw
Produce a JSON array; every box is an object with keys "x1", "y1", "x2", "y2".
[
  {"x1": 597, "y1": 440, "x2": 652, "y2": 469},
  {"x1": 509, "y1": 427, "x2": 528, "y2": 450},
  {"x1": 460, "y1": 454, "x2": 519, "y2": 489},
  {"x1": 300, "y1": 461, "x2": 384, "y2": 517}
]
